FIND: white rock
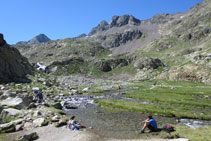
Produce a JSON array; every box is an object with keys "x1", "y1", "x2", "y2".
[
  {"x1": 33, "y1": 118, "x2": 45, "y2": 127},
  {"x1": 0, "y1": 97, "x2": 23, "y2": 107},
  {"x1": 0, "y1": 122, "x2": 14, "y2": 131},
  {"x1": 51, "y1": 115, "x2": 60, "y2": 122},
  {"x1": 82, "y1": 87, "x2": 90, "y2": 92},
  {"x1": 0, "y1": 108, "x2": 22, "y2": 118}
]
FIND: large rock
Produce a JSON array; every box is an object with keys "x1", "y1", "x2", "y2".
[
  {"x1": 0, "y1": 33, "x2": 33, "y2": 83},
  {"x1": 33, "y1": 118, "x2": 45, "y2": 127},
  {"x1": 0, "y1": 97, "x2": 23, "y2": 107},
  {"x1": 0, "y1": 122, "x2": 16, "y2": 133},
  {"x1": 0, "y1": 94, "x2": 33, "y2": 108},
  {"x1": 0, "y1": 108, "x2": 22, "y2": 118}
]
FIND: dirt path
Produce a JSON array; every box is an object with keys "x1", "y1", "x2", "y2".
[{"x1": 8, "y1": 125, "x2": 184, "y2": 141}]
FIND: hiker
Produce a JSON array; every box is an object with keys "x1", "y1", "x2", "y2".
[
  {"x1": 67, "y1": 115, "x2": 86, "y2": 131},
  {"x1": 37, "y1": 90, "x2": 43, "y2": 103},
  {"x1": 139, "y1": 115, "x2": 157, "y2": 133}
]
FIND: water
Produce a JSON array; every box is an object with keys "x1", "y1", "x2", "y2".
[
  {"x1": 63, "y1": 94, "x2": 211, "y2": 138},
  {"x1": 179, "y1": 119, "x2": 211, "y2": 128},
  {"x1": 65, "y1": 107, "x2": 176, "y2": 139}
]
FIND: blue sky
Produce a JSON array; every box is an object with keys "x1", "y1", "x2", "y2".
[{"x1": 1, "y1": 0, "x2": 204, "y2": 44}]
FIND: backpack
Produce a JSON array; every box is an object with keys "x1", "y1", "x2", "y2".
[{"x1": 162, "y1": 125, "x2": 175, "y2": 133}]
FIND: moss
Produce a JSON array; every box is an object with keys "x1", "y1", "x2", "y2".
[
  {"x1": 41, "y1": 120, "x2": 49, "y2": 126},
  {"x1": 48, "y1": 107, "x2": 66, "y2": 115}
]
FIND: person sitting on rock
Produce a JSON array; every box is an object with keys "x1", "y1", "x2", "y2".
[
  {"x1": 67, "y1": 115, "x2": 86, "y2": 131},
  {"x1": 37, "y1": 90, "x2": 43, "y2": 103},
  {"x1": 139, "y1": 115, "x2": 158, "y2": 133}
]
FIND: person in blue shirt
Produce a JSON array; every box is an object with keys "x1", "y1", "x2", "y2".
[
  {"x1": 37, "y1": 90, "x2": 43, "y2": 103},
  {"x1": 139, "y1": 115, "x2": 157, "y2": 133}
]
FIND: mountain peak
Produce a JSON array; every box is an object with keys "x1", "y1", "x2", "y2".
[
  {"x1": 109, "y1": 14, "x2": 141, "y2": 28},
  {"x1": 28, "y1": 34, "x2": 50, "y2": 44},
  {"x1": 88, "y1": 15, "x2": 140, "y2": 36},
  {"x1": 16, "y1": 33, "x2": 51, "y2": 44}
]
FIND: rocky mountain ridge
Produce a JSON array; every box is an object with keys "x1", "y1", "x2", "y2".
[{"x1": 77, "y1": 0, "x2": 210, "y2": 55}]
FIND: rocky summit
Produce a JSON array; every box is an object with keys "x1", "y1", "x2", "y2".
[
  {"x1": 16, "y1": 33, "x2": 51, "y2": 44},
  {"x1": 0, "y1": 33, "x2": 33, "y2": 83}
]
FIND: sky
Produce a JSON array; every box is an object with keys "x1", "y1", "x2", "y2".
[{"x1": 0, "y1": 0, "x2": 204, "y2": 44}]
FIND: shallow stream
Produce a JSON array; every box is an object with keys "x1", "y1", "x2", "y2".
[{"x1": 63, "y1": 94, "x2": 211, "y2": 139}]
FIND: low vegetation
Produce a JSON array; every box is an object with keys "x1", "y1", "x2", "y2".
[{"x1": 96, "y1": 80, "x2": 211, "y2": 120}]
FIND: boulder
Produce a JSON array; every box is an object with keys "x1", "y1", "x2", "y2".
[
  {"x1": 0, "y1": 122, "x2": 16, "y2": 133},
  {"x1": 0, "y1": 97, "x2": 23, "y2": 107},
  {"x1": 51, "y1": 115, "x2": 60, "y2": 122},
  {"x1": 55, "y1": 119, "x2": 67, "y2": 127},
  {"x1": 33, "y1": 118, "x2": 45, "y2": 127},
  {"x1": 0, "y1": 94, "x2": 33, "y2": 108},
  {"x1": 0, "y1": 108, "x2": 22, "y2": 118},
  {"x1": 52, "y1": 102, "x2": 63, "y2": 110},
  {"x1": 18, "y1": 132, "x2": 39, "y2": 141}
]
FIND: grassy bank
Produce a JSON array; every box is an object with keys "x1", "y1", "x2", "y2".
[
  {"x1": 96, "y1": 99, "x2": 211, "y2": 120},
  {"x1": 96, "y1": 80, "x2": 211, "y2": 120}
]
